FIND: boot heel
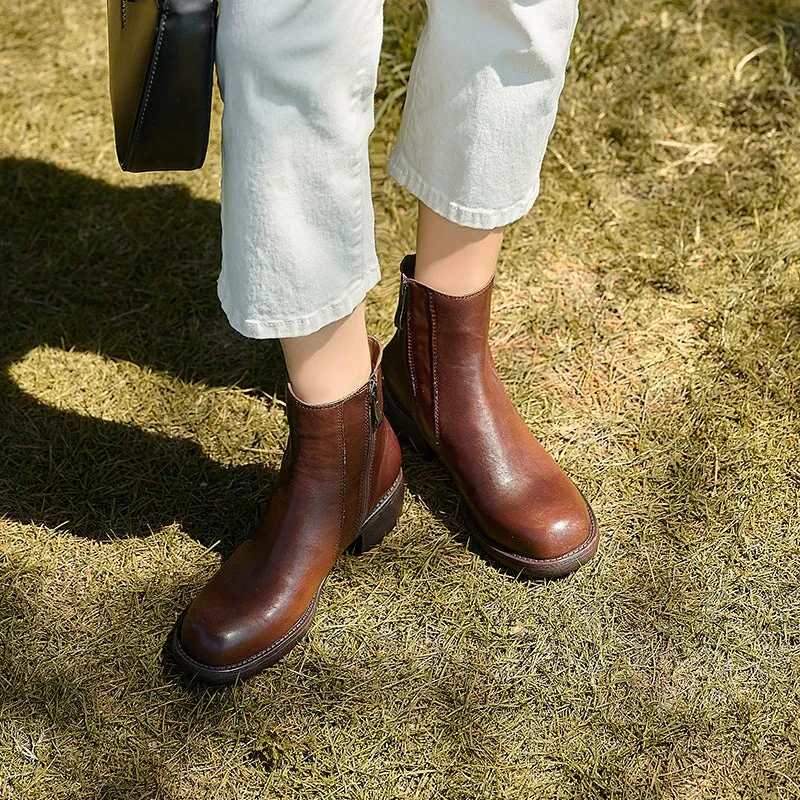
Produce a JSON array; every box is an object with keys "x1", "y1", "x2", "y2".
[
  {"x1": 349, "y1": 470, "x2": 405, "y2": 555},
  {"x1": 383, "y1": 386, "x2": 436, "y2": 460}
]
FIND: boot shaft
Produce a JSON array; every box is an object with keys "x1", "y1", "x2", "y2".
[
  {"x1": 175, "y1": 337, "x2": 406, "y2": 680},
  {"x1": 384, "y1": 253, "x2": 496, "y2": 447},
  {"x1": 279, "y1": 335, "x2": 399, "y2": 552},
  {"x1": 382, "y1": 254, "x2": 599, "y2": 572}
]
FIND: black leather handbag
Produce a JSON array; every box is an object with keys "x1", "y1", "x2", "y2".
[{"x1": 107, "y1": 0, "x2": 218, "y2": 172}]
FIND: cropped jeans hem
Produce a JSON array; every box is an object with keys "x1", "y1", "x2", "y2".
[
  {"x1": 387, "y1": 148, "x2": 541, "y2": 230},
  {"x1": 217, "y1": 260, "x2": 382, "y2": 340},
  {"x1": 214, "y1": 0, "x2": 579, "y2": 339}
]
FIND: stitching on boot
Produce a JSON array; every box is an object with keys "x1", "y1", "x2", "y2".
[
  {"x1": 360, "y1": 385, "x2": 371, "y2": 529},
  {"x1": 336, "y1": 405, "x2": 345, "y2": 552},
  {"x1": 405, "y1": 291, "x2": 419, "y2": 401},
  {"x1": 429, "y1": 294, "x2": 441, "y2": 444},
  {"x1": 366, "y1": 469, "x2": 402, "y2": 520},
  {"x1": 367, "y1": 417, "x2": 377, "y2": 522}
]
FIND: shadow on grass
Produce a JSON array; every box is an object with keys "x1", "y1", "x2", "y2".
[
  {"x1": 0, "y1": 156, "x2": 503, "y2": 571},
  {"x1": 1, "y1": 157, "x2": 286, "y2": 552}
]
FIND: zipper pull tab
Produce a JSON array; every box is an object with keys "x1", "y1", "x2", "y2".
[
  {"x1": 394, "y1": 276, "x2": 408, "y2": 331},
  {"x1": 369, "y1": 374, "x2": 383, "y2": 427}
]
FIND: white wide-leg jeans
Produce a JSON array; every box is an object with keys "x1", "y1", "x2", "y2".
[{"x1": 215, "y1": 0, "x2": 579, "y2": 339}]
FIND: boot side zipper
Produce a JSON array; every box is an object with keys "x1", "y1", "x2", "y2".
[
  {"x1": 359, "y1": 374, "x2": 381, "y2": 530},
  {"x1": 394, "y1": 276, "x2": 408, "y2": 331},
  {"x1": 369, "y1": 373, "x2": 383, "y2": 427}
]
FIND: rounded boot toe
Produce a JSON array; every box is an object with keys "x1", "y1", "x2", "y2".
[
  {"x1": 518, "y1": 499, "x2": 594, "y2": 561},
  {"x1": 178, "y1": 600, "x2": 253, "y2": 668},
  {"x1": 469, "y1": 483, "x2": 598, "y2": 578}
]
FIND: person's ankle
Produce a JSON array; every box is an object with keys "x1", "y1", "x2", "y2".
[
  {"x1": 281, "y1": 301, "x2": 372, "y2": 405},
  {"x1": 412, "y1": 263, "x2": 494, "y2": 297},
  {"x1": 413, "y1": 200, "x2": 502, "y2": 295},
  {"x1": 288, "y1": 361, "x2": 371, "y2": 405}
]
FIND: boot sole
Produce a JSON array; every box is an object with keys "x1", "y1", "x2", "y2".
[
  {"x1": 383, "y1": 385, "x2": 599, "y2": 579},
  {"x1": 170, "y1": 468, "x2": 405, "y2": 685}
]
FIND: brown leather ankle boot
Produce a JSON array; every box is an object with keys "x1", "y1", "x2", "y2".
[
  {"x1": 382, "y1": 254, "x2": 598, "y2": 579},
  {"x1": 172, "y1": 335, "x2": 404, "y2": 683}
]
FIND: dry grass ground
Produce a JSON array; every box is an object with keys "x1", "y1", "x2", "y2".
[{"x1": 2, "y1": 0, "x2": 799, "y2": 797}]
